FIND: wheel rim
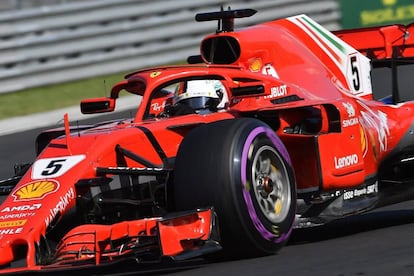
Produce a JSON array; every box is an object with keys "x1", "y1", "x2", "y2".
[{"x1": 251, "y1": 145, "x2": 291, "y2": 224}]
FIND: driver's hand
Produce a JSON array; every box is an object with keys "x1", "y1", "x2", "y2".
[
  {"x1": 157, "y1": 104, "x2": 175, "y2": 118},
  {"x1": 157, "y1": 110, "x2": 169, "y2": 118}
]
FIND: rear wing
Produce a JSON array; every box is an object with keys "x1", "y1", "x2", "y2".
[{"x1": 334, "y1": 24, "x2": 414, "y2": 59}]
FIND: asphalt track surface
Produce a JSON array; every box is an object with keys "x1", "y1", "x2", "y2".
[{"x1": 1, "y1": 111, "x2": 414, "y2": 275}]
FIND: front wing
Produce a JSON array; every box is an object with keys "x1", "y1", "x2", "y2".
[{"x1": 0, "y1": 208, "x2": 220, "y2": 274}]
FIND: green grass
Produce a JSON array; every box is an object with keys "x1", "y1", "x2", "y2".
[{"x1": 0, "y1": 71, "x2": 129, "y2": 120}]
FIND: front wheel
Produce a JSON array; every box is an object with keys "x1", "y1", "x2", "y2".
[{"x1": 173, "y1": 118, "x2": 296, "y2": 257}]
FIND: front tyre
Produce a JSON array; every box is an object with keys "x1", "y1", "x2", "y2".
[{"x1": 173, "y1": 118, "x2": 296, "y2": 257}]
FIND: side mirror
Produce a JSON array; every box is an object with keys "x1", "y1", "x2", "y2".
[{"x1": 80, "y1": 97, "x2": 115, "y2": 114}]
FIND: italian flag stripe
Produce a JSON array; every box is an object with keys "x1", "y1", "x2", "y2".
[
  {"x1": 301, "y1": 16, "x2": 346, "y2": 55},
  {"x1": 294, "y1": 16, "x2": 343, "y2": 66}
]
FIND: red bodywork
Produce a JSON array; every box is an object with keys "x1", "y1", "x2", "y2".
[{"x1": 1, "y1": 11, "x2": 414, "y2": 273}]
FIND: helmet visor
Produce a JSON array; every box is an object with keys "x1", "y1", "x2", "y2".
[{"x1": 177, "y1": 96, "x2": 219, "y2": 111}]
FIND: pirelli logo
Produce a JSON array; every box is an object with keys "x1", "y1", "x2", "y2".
[{"x1": 0, "y1": 219, "x2": 27, "y2": 228}]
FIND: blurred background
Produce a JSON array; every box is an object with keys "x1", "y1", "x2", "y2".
[{"x1": 0, "y1": 0, "x2": 413, "y2": 119}]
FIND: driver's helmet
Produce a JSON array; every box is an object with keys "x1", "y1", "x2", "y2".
[{"x1": 173, "y1": 79, "x2": 228, "y2": 112}]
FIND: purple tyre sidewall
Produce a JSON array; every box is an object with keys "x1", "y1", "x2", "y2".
[{"x1": 240, "y1": 126, "x2": 294, "y2": 244}]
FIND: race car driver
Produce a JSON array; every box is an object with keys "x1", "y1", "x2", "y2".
[{"x1": 166, "y1": 79, "x2": 229, "y2": 116}]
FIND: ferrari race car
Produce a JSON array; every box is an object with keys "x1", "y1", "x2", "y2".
[{"x1": 1, "y1": 7, "x2": 414, "y2": 274}]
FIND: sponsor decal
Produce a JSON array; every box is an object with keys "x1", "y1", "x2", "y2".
[
  {"x1": 261, "y1": 64, "x2": 279, "y2": 78},
  {"x1": 44, "y1": 187, "x2": 75, "y2": 228},
  {"x1": 343, "y1": 182, "x2": 378, "y2": 200},
  {"x1": 12, "y1": 180, "x2": 59, "y2": 201},
  {"x1": 264, "y1": 84, "x2": 288, "y2": 99},
  {"x1": 105, "y1": 166, "x2": 164, "y2": 172},
  {"x1": 343, "y1": 118, "x2": 359, "y2": 127},
  {"x1": 1, "y1": 203, "x2": 42, "y2": 213},
  {"x1": 151, "y1": 101, "x2": 166, "y2": 112},
  {"x1": 351, "y1": 0, "x2": 414, "y2": 28},
  {"x1": 0, "y1": 213, "x2": 36, "y2": 220},
  {"x1": 342, "y1": 102, "x2": 359, "y2": 128},
  {"x1": 334, "y1": 154, "x2": 359, "y2": 169},
  {"x1": 0, "y1": 227, "x2": 23, "y2": 235},
  {"x1": 150, "y1": 71, "x2": 161, "y2": 78},
  {"x1": 0, "y1": 220, "x2": 26, "y2": 228},
  {"x1": 0, "y1": 204, "x2": 41, "y2": 221},
  {"x1": 342, "y1": 102, "x2": 356, "y2": 117},
  {"x1": 249, "y1": 58, "x2": 262, "y2": 72}
]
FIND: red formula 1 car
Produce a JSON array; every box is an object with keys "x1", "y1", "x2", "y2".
[{"x1": 1, "y1": 8, "x2": 414, "y2": 274}]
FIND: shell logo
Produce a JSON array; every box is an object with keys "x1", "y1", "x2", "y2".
[
  {"x1": 12, "y1": 180, "x2": 59, "y2": 201},
  {"x1": 249, "y1": 58, "x2": 262, "y2": 72}
]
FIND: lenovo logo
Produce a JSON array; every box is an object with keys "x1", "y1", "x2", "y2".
[{"x1": 334, "y1": 154, "x2": 358, "y2": 169}]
